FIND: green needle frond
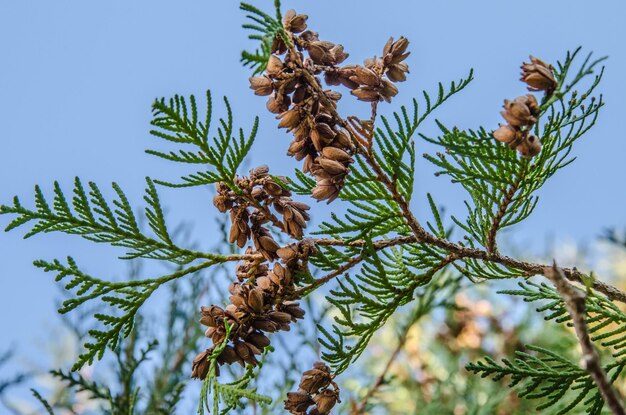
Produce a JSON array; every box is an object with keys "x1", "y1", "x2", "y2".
[
  {"x1": 240, "y1": 1, "x2": 285, "y2": 75},
  {"x1": 467, "y1": 345, "x2": 625, "y2": 414},
  {"x1": 36, "y1": 258, "x2": 216, "y2": 370},
  {"x1": 148, "y1": 90, "x2": 258, "y2": 189},
  {"x1": 502, "y1": 281, "x2": 626, "y2": 360},
  {"x1": 0, "y1": 177, "x2": 211, "y2": 264}
]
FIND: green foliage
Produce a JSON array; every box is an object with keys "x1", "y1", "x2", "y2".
[
  {"x1": 23, "y1": 268, "x2": 222, "y2": 414},
  {"x1": 240, "y1": 1, "x2": 285, "y2": 75},
  {"x1": 35, "y1": 257, "x2": 214, "y2": 371},
  {"x1": 0, "y1": 177, "x2": 211, "y2": 264},
  {"x1": 319, "y1": 242, "x2": 451, "y2": 374},
  {"x1": 31, "y1": 389, "x2": 55, "y2": 415},
  {"x1": 467, "y1": 345, "x2": 625, "y2": 414},
  {"x1": 465, "y1": 281, "x2": 626, "y2": 413},
  {"x1": 502, "y1": 281, "x2": 626, "y2": 360},
  {"x1": 148, "y1": 90, "x2": 258, "y2": 189}
]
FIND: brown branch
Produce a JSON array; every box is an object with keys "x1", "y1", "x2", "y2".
[
  {"x1": 310, "y1": 234, "x2": 626, "y2": 304},
  {"x1": 544, "y1": 262, "x2": 626, "y2": 415},
  {"x1": 486, "y1": 164, "x2": 525, "y2": 254}
]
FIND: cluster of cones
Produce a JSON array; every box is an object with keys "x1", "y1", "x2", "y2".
[
  {"x1": 249, "y1": 9, "x2": 410, "y2": 203},
  {"x1": 284, "y1": 362, "x2": 340, "y2": 415},
  {"x1": 213, "y1": 165, "x2": 310, "y2": 260},
  {"x1": 192, "y1": 239, "x2": 316, "y2": 379},
  {"x1": 493, "y1": 56, "x2": 558, "y2": 158}
]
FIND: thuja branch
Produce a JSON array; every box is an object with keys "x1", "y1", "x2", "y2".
[
  {"x1": 544, "y1": 263, "x2": 626, "y2": 415},
  {"x1": 36, "y1": 258, "x2": 219, "y2": 370},
  {"x1": 311, "y1": 233, "x2": 626, "y2": 304}
]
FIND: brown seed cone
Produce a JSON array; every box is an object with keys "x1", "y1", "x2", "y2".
[
  {"x1": 271, "y1": 34, "x2": 287, "y2": 55},
  {"x1": 501, "y1": 98, "x2": 537, "y2": 128},
  {"x1": 380, "y1": 79, "x2": 399, "y2": 102},
  {"x1": 246, "y1": 287, "x2": 266, "y2": 314},
  {"x1": 267, "y1": 93, "x2": 291, "y2": 114},
  {"x1": 200, "y1": 305, "x2": 224, "y2": 328},
  {"x1": 493, "y1": 124, "x2": 523, "y2": 148},
  {"x1": 299, "y1": 363, "x2": 332, "y2": 394},
  {"x1": 333, "y1": 127, "x2": 352, "y2": 149},
  {"x1": 287, "y1": 139, "x2": 308, "y2": 160},
  {"x1": 521, "y1": 55, "x2": 557, "y2": 94},
  {"x1": 516, "y1": 135, "x2": 542, "y2": 158},
  {"x1": 284, "y1": 391, "x2": 314, "y2": 414},
  {"x1": 312, "y1": 388, "x2": 340, "y2": 414},
  {"x1": 299, "y1": 30, "x2": 319, "y2": 43},
  {"x1": 268, "y1": 311, "x2": 293, "y2": 325},
  {"x1": 278, "y1": 301, "x2": 306, "y2": 320},
  {"x1": 311, "y1": 178, "x2": 340, "y2": 203},
  {"x1": 250, "y1": 165, "x2": 269, "y2": 180},
  {"x1": 229, "y1": 208, "x2": 251, "y2": 248},
  {"x1": 329, "y1": 44, "x2": 349, "y2": 65},
  {"x1": 216, "y1": 345, "x2": 240, "y2": 365},
  {"x1": 383, "y1": 36, "x2": 410, "y2": 63},
  {"x1": 253, "y1": 231, "x2": 280, "y2": 261},
  {"x1": 252, "y1": 317, "x2": 280, "y2": 332},
  {"x1": 249, "y1": 76, "x2": 273, "y2": 96},
  {"x1": 234, "y1": 341, "x2": 258, "y2": 366},
  {"x1": 212, "y1": 194, "x2": 232, "y2": 213},
  {"x1": 191, "y1": 349, "x2": 211, "y2": 380},
  {"x1": 263, "y1": 178, "x2": 289, "y2": 197},
  {"x1": 307, "y1": 41, "x2": 334, "y2": 66},
  {"x1": 245, "y1": 331, "x2": 271, "y2": 349},
  {"x1": 266, "y1": 55, "x2": 284, "y2": 77},
  {"x1": 277, "y1": 244, "x2": 298, "y2": 261},
  {"x1": 319, "y1": 158, "x2": 348, "y2": 176},
  {"x1": 292, "y1": 84, "x2": 310, "y2": 104},
  {"x1": 324, "y1": 89, "x2": 342, "y2": 101},
  {"x1": 351, "y1": 86, "x2": 380, "y2": 102},
  {"x1": 268, "y1": 262, "x2": 293, "y2": 287},
  {"x1": 283, "y1": 9, "x2": 308, "y2": 33},
  {"x1": 351, "y1": 66, "x2": 380, "y2": 87},
  {"x1": 386, "y1": 62, "x2": 409, "y2": 82},
  {"x1": 321, "y1": 145, "x2": 352, "y2": 162},
  {"x1": 278, "y1": 107, "x2": 303, "y2": 130},
  {"x1": 255, "y1": 276, "x2": 273, "y2": 292},
  {"x1": 204, "y1": 326, "x2": 227, "y2": 345}
]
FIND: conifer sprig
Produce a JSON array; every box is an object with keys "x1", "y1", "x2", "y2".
[
  {"x1": 3, "y1": 0, "x2": 625, "y2": 412},
  {"x1": 467, "y1": 345, "x2": 625, "y2": 414},
  {"x1": 422, "y1": 49, "x2": 604, "y2": 261},
  {"x1": 148, "y1": 91, "x2": 259, "y2": 189},
  {"x1": 240, "y1": 1, "x2": 286, "y2": 75},
  {"x1": 0, "y1": 178, "x2": 214, "y2": 264},
  {"x1": 35, "y1": 257, "x2": 216, "y2": 370},
  {"x1": 502, "y1": 280, "x2": 626, "y2": 360}
]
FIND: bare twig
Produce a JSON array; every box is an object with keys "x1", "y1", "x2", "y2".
[{"x1": 544, "y1": 262, "x2": 626, "y2": 415}]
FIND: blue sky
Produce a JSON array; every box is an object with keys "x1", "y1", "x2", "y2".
[{"x1": 1, "y1": 0, "x2": 625, "y2": 406}]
